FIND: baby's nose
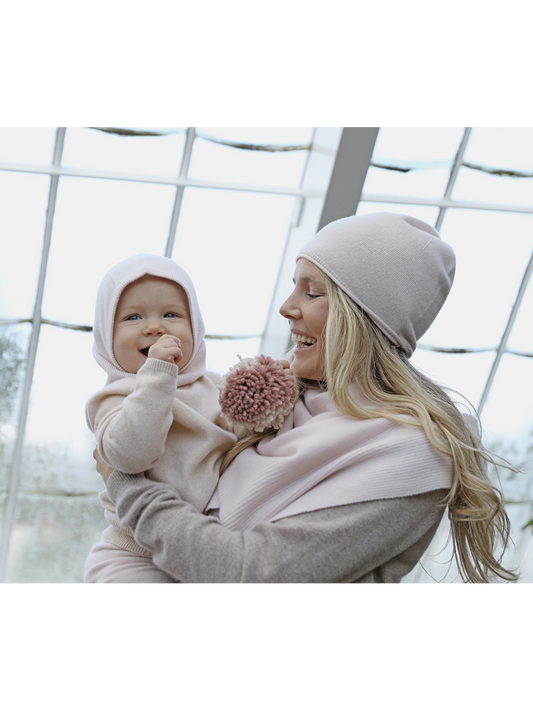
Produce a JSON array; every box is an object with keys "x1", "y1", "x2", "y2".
[{"x1": 143, "y1": 320, "x2": 166, "y2": 335}]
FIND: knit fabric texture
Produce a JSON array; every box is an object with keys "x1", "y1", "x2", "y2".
[
  {"x1": 218, "y1": 354, "x2": 299, "y2": 434},
  {"x1": 92, "y1": 253, "x2": 206, "y2": 386},
  {"x1": 208, "y1": 383, "x2": 453, "y2": 531},
  {"x1": 86, "y1": 253, "x2": 237, "y2": 556},
  {"x1": 298, "y1": 212, "x2": 456, "y2": 356}
]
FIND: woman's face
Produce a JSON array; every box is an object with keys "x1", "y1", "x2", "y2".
[{"x1": 279, "y1": 259, "x2": 329, "y2": 381}]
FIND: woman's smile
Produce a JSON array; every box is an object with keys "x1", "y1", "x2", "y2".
[{"x1": 291, "y1": 333, "x2": 318, "y2": 349}]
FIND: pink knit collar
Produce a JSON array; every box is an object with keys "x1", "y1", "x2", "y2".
[{"x1": 209, "y1": 384, "x2": 452, "y2": 530}]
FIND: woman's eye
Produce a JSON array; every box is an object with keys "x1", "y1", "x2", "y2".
[{"x1": 306, "y1": 293, "x2": 320, "y2": 299}]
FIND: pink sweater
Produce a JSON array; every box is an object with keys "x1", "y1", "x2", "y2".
[{"x1": 209, "y1": 382, "x2": 453, "y2": 531}]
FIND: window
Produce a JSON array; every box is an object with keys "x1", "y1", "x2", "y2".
[
  {"x1": 1, "y1": 127, "x2": 531, "y2": 583},
  {"x1": 0, "y1": 126, "x2": 321, "y2": 582},
  {"x1": 358, "y1": 128, "x2": 533, "y2": 582}
]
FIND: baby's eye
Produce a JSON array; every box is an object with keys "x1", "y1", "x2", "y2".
[
  {"x1": 125, "y1": 314, "x2": 141, "y2": 321},
  {"x1": 164, "y1": 312, "x2": 180, "y2": 318}
]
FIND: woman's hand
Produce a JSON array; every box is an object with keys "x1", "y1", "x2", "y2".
[
  {"x1": 279, "y1": 359, "x2": 293, "y2": 374},
  {"x1": 93, "y1": 447, "x2": 115, "y2": 484}
]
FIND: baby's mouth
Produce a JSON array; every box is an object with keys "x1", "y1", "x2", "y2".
[{"x1": 140, "y1": 347, "x2": 150, "y2": 357}]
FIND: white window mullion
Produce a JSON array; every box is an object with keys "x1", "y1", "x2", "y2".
[
  {"x1": 478, "y1": 246, "x2": 533, "y2": 413},
  {"x1": 0, "y1": 128, "x2": 66, "y2": 582},
  {"x1": 435, "y1": 127, "x2": 472, "y2": 231},
  {"x1": 165, "y1": 127, "x2": 197, "y2": 258}
]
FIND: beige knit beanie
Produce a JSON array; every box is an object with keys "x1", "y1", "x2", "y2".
[{"x1": 297, "y1": 212, "x2": 456, "y2": 357}]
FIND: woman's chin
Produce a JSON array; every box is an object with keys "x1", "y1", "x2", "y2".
[{"x1": 291, "y1": 356, "x2": 325, "y2": 382}]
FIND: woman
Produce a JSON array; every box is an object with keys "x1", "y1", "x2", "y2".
[{"x1": 95, "y1": 212, "x2": 518, "y2": 583}]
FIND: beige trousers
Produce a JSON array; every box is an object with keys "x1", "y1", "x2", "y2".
[{"x1": 84, "y1": 534, "x2": 179, "y2": 583}]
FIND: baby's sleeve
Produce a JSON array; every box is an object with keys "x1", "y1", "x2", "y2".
[{"x1": 86, "y1": 359, "x2": 179, "y2": 473}]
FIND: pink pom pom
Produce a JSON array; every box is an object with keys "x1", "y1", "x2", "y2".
[{"x1": 218, "y1": 355, "x2": 299, "y2": 433}]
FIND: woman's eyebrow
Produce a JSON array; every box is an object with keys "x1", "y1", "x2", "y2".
[{"x1": 292, "y1": 275, "x2": 323, "y2": 286}]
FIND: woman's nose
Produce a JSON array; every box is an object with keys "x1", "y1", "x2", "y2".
[{"x1": 279, "y1": 292, "x2": 299, "y2": 320}]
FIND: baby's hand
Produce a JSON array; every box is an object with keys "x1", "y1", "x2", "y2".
[{"x1": 148, "y1": 335, "x2": 183, "y2": 365}]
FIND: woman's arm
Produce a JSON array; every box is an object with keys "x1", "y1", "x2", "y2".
[{"x1": 105, "y1": 470, "x2": 446, "y2": 583}]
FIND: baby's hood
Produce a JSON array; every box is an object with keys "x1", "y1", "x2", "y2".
[{"x1": 92, "y1": 253, "x2": 207, "y2": 386}]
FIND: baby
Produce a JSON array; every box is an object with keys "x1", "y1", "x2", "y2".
[{"x1": 84, "y1": 253, "x2": 237, "y2": 583}]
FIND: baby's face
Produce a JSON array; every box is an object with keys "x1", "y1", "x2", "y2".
[{"x1": 113, "y1": 275, "x2": 194, "y2": 374}]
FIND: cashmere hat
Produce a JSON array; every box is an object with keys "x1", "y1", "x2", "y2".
[
  {"x1": 297, "y1": 212, "x2": 456, "y2": 357},
  {"x1": 92, "y1": 253, "x2": 207, "y2": 386}
]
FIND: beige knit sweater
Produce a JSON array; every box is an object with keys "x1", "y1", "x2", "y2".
[
  {"x1": 87, "y1": 253, "x2": 238, "y2": 556},
  {"x1": 105, "y1": 472, "x2": 448, "y2": 582},
  {"x1": 86, "y1": 358, "x2": 237, "y2": 554}
]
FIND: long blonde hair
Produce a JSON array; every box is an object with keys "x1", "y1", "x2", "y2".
[
  {"x1": 322, "y1": 274, "x2": 517, "y2": 583},
  {"x1": 221, "y1": 271, "x2": 519, "y2": 583}
]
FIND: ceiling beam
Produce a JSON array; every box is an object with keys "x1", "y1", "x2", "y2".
[
  {"x1": 260, "y1": 127, "x2": 378, "y2": 358},
  {"x1": 318, "y1": 127, "x2": 379, "y2": 230}
]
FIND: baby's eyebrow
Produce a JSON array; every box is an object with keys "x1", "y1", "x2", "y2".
[{"x1": 117, "y1": 302, "x2": 143, "y2": 311}]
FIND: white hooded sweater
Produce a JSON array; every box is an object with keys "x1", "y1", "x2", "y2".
[{"x1": 86, "y1": 254, "x2": 237, "y2": 555}]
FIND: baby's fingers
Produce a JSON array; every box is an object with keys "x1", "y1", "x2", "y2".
[{"x1": 156, "y1": 335, "x2": 182, "y2": 349}]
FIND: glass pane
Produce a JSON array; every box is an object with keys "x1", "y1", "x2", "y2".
[
  {"x1": 479, "y1": 354, "x2": 533, "y2": 583},
  {"x1": 62, "y1": 127, "x2": 187, "y2": 177},
  {"x1": 171, "y1": 188, "x2": 295, "y2": 336},
  {"x1": 462, "y1": 127, "x2": 533, "y2": 172},
  {"x1": 363, "y1": 127, "x2": 464, "y2": 200},
  {"x1": 20, "y1": 325, "x2": 104, "y2": 494},
  {"x1": 189, "y1": 128, "x2": 312, "y2": 187},
  {"x1": 410, "y1": 348, "x2": 495, "y2": 411},
  {"x1": 481, "y1": 354, "x2": 533, "y2": 450},
  {"x1": 453, "y1": 128, "x2": 533, "y2": 207},
  {"x1": 6, "y1": 326, "x2": 121, "y2": 582},
  {"x1": 507, "y1": 258, "x2": 533, "y2": 353},
  {"x1": 41, "y1": 177, "x2": 175, "y2": 325},
  {"x1": 0, "y1": 171, "x2": 49, "y2": 319},
  {"x1": 356, "y1": 200, "x2": 439, "y2": 225},
  {"x1": 453, "y1": 167, "x2": 533, "y2": 208},
  {"x1": 372, "y1": 127, "x2": 465, "y2": 163},
  {"x1": 424, "y1": 209, "x2": 533, "y2": 349},
  {"x1": 5, "y1": 493, "x2": 106, "y2": 582},
  {"x1": 0, "y1": 323, "x2": 31, "y2": 492},
  {"x1": 362, "y1": 164, "x2": 451, "y2": 200},
  {"x1": 0, "y1": 127, "x2": 56, "y2": 165},
  {"x1": 199, "y1": 127, "x2": 313, "y2": 146}
]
